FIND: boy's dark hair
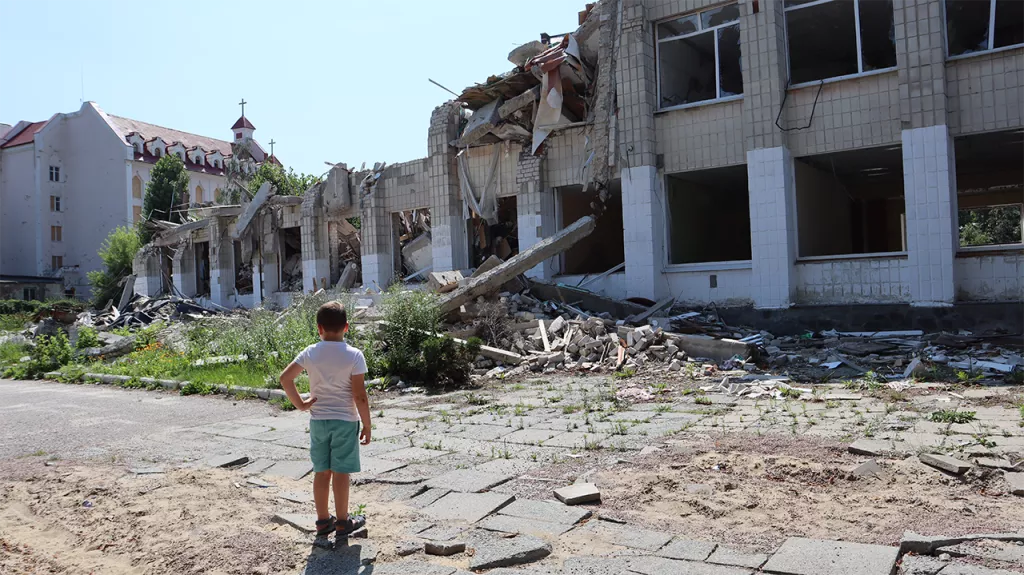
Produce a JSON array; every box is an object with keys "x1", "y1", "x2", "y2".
[{"x1": 316, "y1": 301, "x2": 348, "y2": 332}]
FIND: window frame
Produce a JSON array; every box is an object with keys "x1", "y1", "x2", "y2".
[
  {"x1": 51, "y1": 255, "x2": 63, "y2": 270},
  {"x1": 49, "y1": 165, "x2": 60, "y2": 182},
  {"x1": 655, "y1": 3, "x2": 743, "y2": 112},
  {"x1": 943, "y1": 0, "x2": 1024, "y2": 61},
  {"x1": 50, "y1": 195, "x2": 61, "y2": 212},
  {"x1": 783, "y1": 0, "x2": 899, "y2": 89},
  {"x1": 51, "y1": 225, "x2": 62, "y2": 242}
]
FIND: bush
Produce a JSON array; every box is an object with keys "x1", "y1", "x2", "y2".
[
  {"x1": 5, "y1": 331, "x2": 75, "y2": 378},
  {"x1": 76, "y1": 326, "x2": 101, "y2": 349},
  {"x1": 180, "y1": 380, "x2": 215, "y2": 396},
  {"x1": 87, "y1": 226, "x2": 141, "y2": 308},
  {"x1": 0, "y1": 300, "x2": 45, "y2": 316}
]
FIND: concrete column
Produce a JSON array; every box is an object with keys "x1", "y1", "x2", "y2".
[
  {"x1": 515, "y1": 147, "x2": 555, "y2": 279},
  {"x1": 902, "y1": 124, "x2": 957, "y2": 306},
  {"x1": 747, "y1": 147, "x2": 798, "y2": 309},
  {"x1": 171, "y1": 243, "x2": 196, "y2": 298},
  {"x1": 260, "y1": 216, "x2": 281, "y2": 296},
  {"x1": 301, "y1": 191, "x2": 331, "y2": 292},
  {"x1": 427, "y1": 102, "x2": 469, "y2": 273},
  {"x1": 359, "y1": 192, "x2": 394, "y2": 290},
  {"x1": 616, "y1": 0, "x2": 667, "y2": 300},
  {"x1": 208, "y1": 217, "x2": 234, "y2": 307},
  {"x1": 251, "y1": 254, "x2": 263, "y2": 306}
]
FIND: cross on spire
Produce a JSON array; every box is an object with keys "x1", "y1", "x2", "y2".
[
  {"x1": 269, "y1": 139, "x2": 276, "y2": 156},
  {"x1": 238, "y1": 98, "x2": 247, "y2": 117}
]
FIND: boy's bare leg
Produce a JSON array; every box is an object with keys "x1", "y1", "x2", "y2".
[
  {"x1": 332, "y1": 472, "x2": 350, "y2": 522},
  {"x1": 313, "y1": 470, "x2": 332, "y2": 520}
]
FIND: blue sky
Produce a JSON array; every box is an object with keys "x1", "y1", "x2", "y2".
[{"x1": 0, "y1": 1, "x2": 586, "y2": 176}]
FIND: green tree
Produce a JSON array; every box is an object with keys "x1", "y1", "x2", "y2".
[
  {"x1": 86, "y1": 226, "x2": 141, "y2": 308},
  {"x1": 248, "y1": 163, "x2": 320, "y2": 197},
  {"x1": 959, "y1": 206, "x2": 1023, "y2": 246},
  {"x1": 142, "y1": 154, "x2": 190, "y2": 235}
]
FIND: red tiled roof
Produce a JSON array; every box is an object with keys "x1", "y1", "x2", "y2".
[
  {"x1": 107, "y1": 115, "x2": 233, "y2": 156},
  {"x1": 0, "y1": 120, "x2": 48, "y2": 149},
  {"x1": 231, "y1": 115, "x2": 255, "y2": 130}
]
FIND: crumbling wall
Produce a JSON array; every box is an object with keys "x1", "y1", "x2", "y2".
[
  {"x1": 378, "y1": 159, "x2": 431, "y2": 211},
  {"x1": 427, "y1": 103, "x2": 470, "y2": 273}
]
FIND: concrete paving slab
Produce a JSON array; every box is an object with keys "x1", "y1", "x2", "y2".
[
  {"x1": 561, "y1": 556, "x2": 636, "y2": 575},
  {"x1": 543, "y1": 431, "x2": 608, "y2": 448},
  {"x1": 897, "y1": 555, "x2": 946, "y2": 575},
  {"x1": 358, "y1": 441, "x2": 405, "y2": 458},
  {"x1": 272, "y1": 433, "x2": 313, "y2": 450},
  {"x1": 498, "y1": 498, "x2": 592, "y2": 526},
  {"x1": 421, "y1": 492, "x2": 515, "y2": 524},
  {"x1": 448, "y1": 424, "x2": 517, "y2": 441},
  {"x1": 278, "y1": 491, "x2": 314, "y2": 504},
  {"x1": 206, "y1": 453, "x2": 249, "y2": 468},
  {"x1": 761, "y1": 537, "x2": 899, "y2": 575},
  {"x1": 919, "y1": 453, "x2": 972, "y2": 475},
  {"x1": 273, "y1": 513, "x2": 318, "y2": 532},
  {"x1": 938, "y1": 565, "x2": 1024, "y2": 575},
  {"x1": 417, "y1": 524, "x2": 467, "y2": 541},
  {"x1": 501, "y1": 428, "x2": 558, "y2": 445},
  {"x1": 264, "y1": 459, "x2": 313, "y2": 480},
  {"x1": 424, "y1": 469, "x2": 516, "y2": 493},
  {"x1": 379, "y1": 446, "x2": 448, "y2": 462},
  {"x1": 706, "y1": 545, "x2": 769, "y2": 569},
  {"x1": 626, "y1": 556, "x2": 755, "y2": 575},
  {"x1": 129, "y1": 467, "x2": 165, "y2": 475},
  {"x1": 471, "y1": 457, "x2": 540, "y2": 476},
  {"x1": 554, "y1": 483, "x2": 601, "y2": 504},
  {"x1": 468, "y1": 534, "x2": 552, "y2": 570},
  {"x1": 1005, "y1": 472, "x2": 1024, "y2": 495},
  {"x1": 477, "y1": 514, "x2": 576, "y2": 537},
  {"x1": 246, "y1": 477, "x2": 273, "y2": 487},
  {"x1": 243, "y1": 459, "x2": 276, "y2": 475},
  {"x1": 656, "y1": 538, "x2": 718, "y2": 561},
  {"x1": 578, "y1": 519, "x2": 673, "y2": 551},
  {"x1": 424, "y1": 540, "x2": 466, "y2": 556},
  {"x1": 359, "y1": 457, "x2": 408, "y2": 476},
  {"x1": 408, "y1": 488, "x2": 452, "y2": 509},
  {"x1": 369, "y1": 562, "x2": 457, "y2": 575},
  {"x1": 212, "y1": 425, "x2": 272, "y2": 439}
]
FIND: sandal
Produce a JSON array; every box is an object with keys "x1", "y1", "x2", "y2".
[
  {"x1": 335, "y1": 515, "x2": 366, "y2": 538},
  {"x1": 315, "y1": 516, "x2": 336, "y2": 537}
]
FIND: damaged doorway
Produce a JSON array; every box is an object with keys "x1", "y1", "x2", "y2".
[
  {"x1": 469, "y1": 197, "x2": 519, "y2": 267},
  {"x1": 795, "y1": 146, "x2": 907, "y2": 257},
  {"x1": 666, "y1": 165, "x2": 752, "y2": 264},
  {"x1": 557, "y1": 181, "x2": 624, "y2": 275},
  {"x1": 395, "y1": 208, "x2": 431, "y2": 282},
  {"x1": 194, "y1": 241, "x2": 211, "y2": 296},
  {"x1": 233, "y1": 240, "x2": 253, "y2": 295},
  {"x1": 280, "y1": 227, "x2": 302, "y2": 291},
  {"x1": 954, "y1": 130, "x2": 1024, "y2": 248}
]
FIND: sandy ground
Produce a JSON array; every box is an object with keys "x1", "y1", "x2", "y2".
[{"x1": 0, "y1": 461, "x2": 416, "y2": 575}]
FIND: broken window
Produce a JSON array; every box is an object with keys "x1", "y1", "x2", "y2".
[
  {"x1": 557, "y1": 182, "x2": 624, "y2": 276},
  {"x1": 657, "y1": 3, "x2": 742, "y2": 108},
  {"x1": 946, "y1": 0, "x2": 1024, "y2": 57},
  {"x1": 795, "y1": 146, "x2": 907, "y2": 257},
  {"x1": 194, "y1": 241, "x2": 211, "y2": 296},
  {"x1": 785, "y1": 0, "x2": 896, "y2": 85},
  {"x1": 280, "y1": 228, "x2": 302, "y2": 291},
  {"x1": 666, "y1": 166, "x2": 752, "y2": 265},
  {"x1": 233, "y1": 240, "x2": 253, "y2": 295},
  {"x1": 470, "y1": 198, "x2": 518, "y2": 268},
  {"x1": 395, "y1": 208, "x2": 432, "y2": 281},
  {"x1": 954, "y1": 130, "x2": 1024, "y2": 247}
]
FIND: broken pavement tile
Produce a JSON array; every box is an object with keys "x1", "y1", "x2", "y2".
[
  {"x1": 706, "y1": 545, "x2": 770, "y2": 569},
  {"x1": 554, "y1": 482, "x2": 601, "y2": 505},
  {"x1": 919, "y1": 453, "x2": 972, "y2": 475},
  {"x1": 206, "y1": 453, "x2": 249, "y2": 468},
  {"x1": 762, "y1": 537, "x2": 899, "y2": 575},
  {"x1": 1005, "y1": 472, "x2": 1024, "y2": 496},
  {"x1": 846, "y1": 459, "x2": 885, "y2": 479},
  {"x1": 468, "y1": 534, "x2": 552, "y2": 570},
  {"x1": 424, "y1": 540, "x2": 466, "y2": 556},
  {"x1": 129, "y1": 466, "x2": 165, "y2": 475},
  {"x1": 272, "y1": 513, "x2": 318, "y2": 533}
]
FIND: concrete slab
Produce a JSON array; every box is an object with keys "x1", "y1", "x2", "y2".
[
  {"x1": 498, "y1": 498, "x2": 592, "y2": 526},
  {"x1": 897, "y1": 555, "x2": 946, "y2": 575},
  {"x1": 761, "y1": 537, "x2": 899, "y2": 575},
  {"x1": 273, "y1": 513, "x2": 318, "y2": 533},
  {"x1": 626, "y1": 556, "x2": 755, "y2": 575},
  {"x1": 300, "y1": 541, "x2": 378, "y2": 574},
  {"x1": 1005, "y1": 472, "x2": 1024, "y2": 495},
  {"x1": 207, "y1": 453, "x2": 249, "y2": 468},
  {"x1": 938, "y1": 565, "x2": 1024, "y2": 575},
  {"x1": 424, "y1": 540, "x2": 466, "y2": 556},
  {"x1": 264, "y1": 460, "x2": 313, "y2": 480},
  {"x1": 919, "y1": 453, "x2": 971, "y2": 475},
  {"x1": 424, "y1": 469, "x2": 515, "y2": 493},
  {"x1": 278, "y1": 491, "x2": 313, "y2": 504},
  {"x1": 369, "y1": 562, "x2": 457, "y2": 575},
  {"x1": 543, "y1": 431, "x2": 608, "y2": 449},
  {"x1": 554, "y1": 483, "x2": 601, "y2": 504},
  {"x1": 246, "y1": 477, "x2": 273, "y2": 488},
  {"x1": 468, "y1": 534, "x2": 552, "y2": 570},
  {"x1": 421, "y1": 492, "x2": 515, "y2": 524},
  {"x1": 449, "y1": 424, "x2": 516, "y2": 441},
  {"x1": 471, "y1": 458, "x2": 539, "y2": 476},
  {"x1": 129, "y1": 467, "x2": 165, "y2": 475},
  {"x1": 561, "y1": 556, "x2": 636, "y2": 575},
  {"x1": 656, "y1": 538, "x2": 717, "y2": 561},
  {"x1": 501, "y1": 428, "x2": 557, "y2": 445},
  {"x1": 359, "y1": 457, "x2": 408, "y2": 476},
  {"x1": 578, "y1": 519, "x2": 673, "y2": 551},
  {"x1": 477, "y1": 514, "x2": 576, "y2": 538},
  {"x1": 379, "y1": 447, "x2": 448, "y2": 463},
  {"x1": 417, "y1": 524, "x2": 467, "y2": 541},
  {"x1": 408, "y1": 488, "x2": 451, "y2": 509},
  {"x1": 706, "y1": 545, "x2": 769, "y2": 569}
]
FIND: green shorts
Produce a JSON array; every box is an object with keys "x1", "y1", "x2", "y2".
[{"x1": 309, "y1": 420, "x2": 361, "y2": 474}]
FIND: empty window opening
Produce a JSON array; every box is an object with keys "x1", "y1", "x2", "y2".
[
  {"x1": 667, "y1": 165, "x2": 752, "y2": 265},
  {"x1": 785, "y1": 0, "x2": 896, "y2": 85},
  {"x1": 795, "y1": 146, "x2": 906, "y2": 257},
  {"x1": 23, "y1": 287, "x2": 37, "y2": 301},
  {"x1": 657, "y1": 3, "x2": 742, "y2": 108},
  {"x1": 557, "y1": 181, "x2": 625, "y2": 276},
  {"x1": 395, "y1": 208, "x2": 432, "y2": 282},
  {"x1": 233, "y1": 240, "x2": 254, "y2": 295},
  {"x1": 954, "y1": 130, "x2": 1024, "y2": 247},
  {"x1": 332, "y1": 217, "x2": 362, "y2": 287},
  {"x1": 194, "y1": 241, "x2": 211, "y2": 296},
  {"x1": 469, "y1": 197, "x2": 519, "y2": 267},
  {"x1": 946, "y1": 0, "x2": 1024, "y2": 57},
  {"x1": 280, "y1": 227, "x2": 302, "y2": 291}
]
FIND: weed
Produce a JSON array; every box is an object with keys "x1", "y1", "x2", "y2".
[
  {"x1": 779, "y1": 387, "x2": 802, "y2": 400},
  {"x1": 423, "y1": 440, "x2": 444, "y2": 451},
  {"x1": 513, "y1": 404, "x2": 530, "y2": 416},
  {"x1": 438, "y1": 410, "x2": 452, "y2": 424},
  {"x1": 545, "y1": 394, "x2": 564, "y2": 404},
  {"x1": 651, "y1": 382, "x2": 670, "y2": 394},
  {"x1": 611, "y1": 422, "x2": 629, "y2": 435},
  {"x1": 562, "y1": 404, "x2": 581, "y2": 414},
  {"x1": 180, "y1": 380, "x2": 215, "y2": 396},
  {"x1": 269, "y1": 397, "x2": 295, "y2": 411},
  {"x1": 654, "y1": 404, "x2": 673, "y2": 413},
  {"x1": 583, "y1": 436, "x2": 601, "y2": 450},
  {"x1": 930, "y1": 409, "x2": 977, "y2": 424},
  {"x1": 465, "y1": 392, "x2": 489, "y2": 406},
  {"x1": 354, "y1": 503, "x2": 367, "y2": 516},
  {"x1": 491, "y1": 444, "x2": 512, "y2": 459},
  {"x1": 972, "y1": 434, "x2": 996, "y2": 448},
  {"x1": 614, "y1": 368, "x2": 636, "y2": 379},
  {"x1": 694, "y1": 396, "x2": 713, "y2": 405},
  {"x1": 75, "y1": 326, "x2": 101, "y2": 349}
]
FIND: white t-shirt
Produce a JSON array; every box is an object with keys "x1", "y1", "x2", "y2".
[{"x1": 294, "y1": 341, "x2": 367, "y2": 421}]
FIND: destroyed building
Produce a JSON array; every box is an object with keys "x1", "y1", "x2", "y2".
[{"x1": 132, "y1": 0, "x2": 1022, "y2": 316}]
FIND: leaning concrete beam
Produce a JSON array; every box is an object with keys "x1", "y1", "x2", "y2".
[
  {"x1": 454, "y1": 98, "x2": 503, "y2": 148},
  {"x1": 439, "y1": 216, "x2": 596, "y2": 315},
  {"x1": 232, "y1": 183, "x2": 273, "y2": 240},
  {"x1": 154, "y1": 218, "x2": 212, "y2": 247},
  {"x1": 499, "y1": 86, "x2": 540, "y2": 120}
]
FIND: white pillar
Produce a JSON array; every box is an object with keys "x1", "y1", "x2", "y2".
[
  {"x1": 518, "y1": 181, "x2": 557, "y2": 279},
  {"x1": 621, "y1": 165, "x2": 668, "y2": 300},
  {"x1": 902, "y1": 124, "x2": 957, "y2": 306},
  {"x1": 747, "y1": 146, "x2": 798, "y2": 309}
]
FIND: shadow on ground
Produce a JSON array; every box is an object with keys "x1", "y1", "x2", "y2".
[{"x1": 301, "y1": 541, "x2": 376, "y2": 574}]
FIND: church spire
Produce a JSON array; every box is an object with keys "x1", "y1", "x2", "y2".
[{"x1": 231, "y1": 98, "x2": 255, "y2": 142}]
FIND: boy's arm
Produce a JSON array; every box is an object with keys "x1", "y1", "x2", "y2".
[
  {"x1": 351, "y1": 374, "x2": 371, "y2": 444},
  {"x1": 279, "y1": 362, "x2": 316, "y2": 411}
]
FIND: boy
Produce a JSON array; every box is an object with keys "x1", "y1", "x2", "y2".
[{"x1": 280, "y1": 301, "x2": 371, "y2": 539}]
